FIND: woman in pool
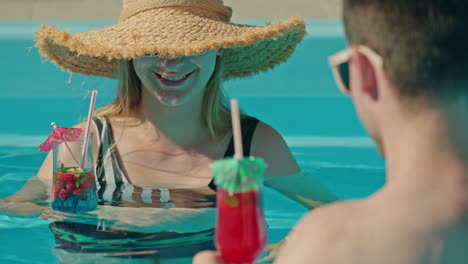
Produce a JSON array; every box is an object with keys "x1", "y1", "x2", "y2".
[{"x1": 1, "y1": 0, "x2": 338, "y2": 261}]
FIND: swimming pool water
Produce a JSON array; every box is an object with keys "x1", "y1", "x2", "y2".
[{"x1": 0, "y1": 20, "x2": 385, "y2": 263}]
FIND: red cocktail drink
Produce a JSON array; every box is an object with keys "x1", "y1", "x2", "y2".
[
  {"x1": 216, "y1": 187, "x2": 267, "y2": 263},
  {"x1": 212, "y1": 157, "x2": 267, "y2": 264}
]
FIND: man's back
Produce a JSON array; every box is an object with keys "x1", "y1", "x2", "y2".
[{"x1": 276, "y1": 185, "x2": 468, "y2": 264}]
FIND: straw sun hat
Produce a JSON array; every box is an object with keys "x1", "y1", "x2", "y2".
[{"x1": 35, "y1": 0, "x2": 306, "y2": 80}]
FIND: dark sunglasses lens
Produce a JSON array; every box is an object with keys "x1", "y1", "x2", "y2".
[
  {"x1": 144, "y1": 53, "x2": 160, "y2": 57},
  {"x1": 339, "y1": 62, "x2": 350, "y2": 91}
]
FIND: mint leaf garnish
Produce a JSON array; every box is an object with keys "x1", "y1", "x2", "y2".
[{"x1": 59, "y1": 163, "x2": 67, "y2": 173}]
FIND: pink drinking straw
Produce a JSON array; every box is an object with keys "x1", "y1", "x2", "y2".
[
  {"x1": 230, "y1": 98, "x2": 243, "y2": 197},
  {"x1": 230, "y1": 98, "x2": 243, "y2": 160},
  {"x1": 80, "y1": 90, "x2": 98, "y2": 168}
]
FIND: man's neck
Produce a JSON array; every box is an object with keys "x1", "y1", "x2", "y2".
[{"x1": 383, "y1": 99, "x2": 468, "y2": 217}]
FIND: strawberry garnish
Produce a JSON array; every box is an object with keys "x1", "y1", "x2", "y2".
[
  {"x1": 52, "y1": 185, "x2": 59, "y2": 199},
  {"x1": 65, "y1": 181, "x2": 76, "y2": 191},
  {"x1": 59, "y1": 189, "x2": 69, "y2": 200},
  {"x1": 57, "y1": 173, "x2": 76, "y2": 181}
]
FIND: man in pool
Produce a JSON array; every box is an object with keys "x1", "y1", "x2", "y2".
[{"x1": 194, "y1": 0, "x2": 468, "y2": 263}]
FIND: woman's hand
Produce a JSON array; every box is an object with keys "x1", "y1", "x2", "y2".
[
  {"x1": 193, "y1": 250, "x2": 226, "y2": 264},
  {"x1": 0, "y1": 200, "x2": 46, "y2": 218},
  {"x1": 193, "y1": 242, "x2": 288, "y2": 264},
  {"x1": 257, "y1": 236, "x2": 287, "y2": 263},
  {"x1": 0, "y1": 176, "x2": 51, "y2": 218},
  {"x1": 0, "y1": 200, "x2": 66, "y2": 221}
]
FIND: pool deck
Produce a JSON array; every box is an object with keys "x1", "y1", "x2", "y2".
[{"x1": 0, "y1": 0, "x2": 341, "y2": 20}]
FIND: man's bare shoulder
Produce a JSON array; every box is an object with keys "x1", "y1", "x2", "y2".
[{"x1": 275, "y1": 200, "x2": 363, "y2": 263}]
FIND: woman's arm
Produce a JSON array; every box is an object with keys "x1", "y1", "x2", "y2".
[
  {"x1": 0, "y1": 175, "x2": 50, "y2": 217},
  {"x1": 0, "y1": 145, "x2": 53, "y2": 216},
  {"x1": 0, "y1": 145, "x2": 58, "y2": 217},
  {"x1": 251, "y1": 122, "x2": 339, "y2": 209}
]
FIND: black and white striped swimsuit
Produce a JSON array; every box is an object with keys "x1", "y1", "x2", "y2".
[{"x1": 92, "y1": 116, "x2": 260, "y2": 208}]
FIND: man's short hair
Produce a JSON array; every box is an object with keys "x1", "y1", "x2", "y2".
[{"x1": 343, "y1": 0, "x2": 468, "y2": 98}]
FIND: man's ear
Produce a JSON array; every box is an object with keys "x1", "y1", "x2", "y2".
[{"x1": 352, "y1": 47, "x2": 378, "y2": 100}]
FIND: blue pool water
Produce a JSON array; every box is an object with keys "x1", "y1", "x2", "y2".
[{"x1": 0, "y1": 20, "x2": 385, "y2": 263}]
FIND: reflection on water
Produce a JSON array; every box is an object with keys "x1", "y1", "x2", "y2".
[
  {"x1": 1, "y1": 183, "x2": 218, "y2": 263},
  {"x1": 51, "y1": 221, "x2": 215, "y2": 260},
  {"x1": 50, "y1": 185, "x2": 217, "y2": 263}
]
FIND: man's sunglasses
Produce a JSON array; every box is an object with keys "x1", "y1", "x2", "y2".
[{"x1": 328, "y1": 46, "x2": 383, "y2": 95}]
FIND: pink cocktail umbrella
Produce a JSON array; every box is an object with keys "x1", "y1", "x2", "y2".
[
  {"x1": 39, "y1": 89, "x2": 97, "y2": 172},
  {"x1": 40, "y1": 123, "x2": 83, "y2": 167},
  {"x1": 39, "y1": 125, "x2": 83, "y2": 152}
]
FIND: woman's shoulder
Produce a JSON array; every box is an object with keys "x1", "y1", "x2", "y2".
[
  {"x1": 249, "y1": 119, "x2": 284, "y2": 150},
  {"x1": 249, "y1": 120, "x2": 300, "y2": 177},
  {"x1": 72, "y1": 118, "x2": 104, "y2": 136}
]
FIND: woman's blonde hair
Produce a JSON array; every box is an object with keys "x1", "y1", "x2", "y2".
[{"x1": 94, "y1": 55, "x2": 231, "y2": 139}]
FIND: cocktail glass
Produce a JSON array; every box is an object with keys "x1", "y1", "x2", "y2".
[
  {"x1": 51, "y1": 136, "x2": 97, "y2": 213},
  {"x1": 212, "y1": 157, "x2": 267, "y2": 264}
]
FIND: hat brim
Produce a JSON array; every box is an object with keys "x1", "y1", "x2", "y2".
[{"x1": 35, "y1": 8, "x2": 306, "y2": 80}]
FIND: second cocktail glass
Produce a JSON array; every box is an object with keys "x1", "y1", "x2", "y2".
[
  {"x1": 51, "y1": 136, "x2": 97, "y2": 213},
  {"x1": 212, "y1": 155, "x2": 267, "y2": 263}
]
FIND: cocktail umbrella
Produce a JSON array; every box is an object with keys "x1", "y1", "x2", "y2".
[{"x1": 39, "y1": 124, "x2": 83, "y2": 153}]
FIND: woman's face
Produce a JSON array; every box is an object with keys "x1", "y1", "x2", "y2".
[{"x1": 132, "y1": 50, "x2": 218, "y2": 106}]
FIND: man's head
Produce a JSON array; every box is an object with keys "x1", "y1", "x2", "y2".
[
  {"x1": 337, "y1": 0, "x2": 468, "y2": 154},
  {"x1": 343, "y1": 0, "x2": 468, "y2": 97}
]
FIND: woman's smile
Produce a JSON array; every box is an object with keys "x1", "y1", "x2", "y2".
[
  {"x1": 133, "y1": 50, "x2": 218, "y2": 106},
  {"x1": 154, "y1": 70, "x2": 196, "y2": 88}
]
